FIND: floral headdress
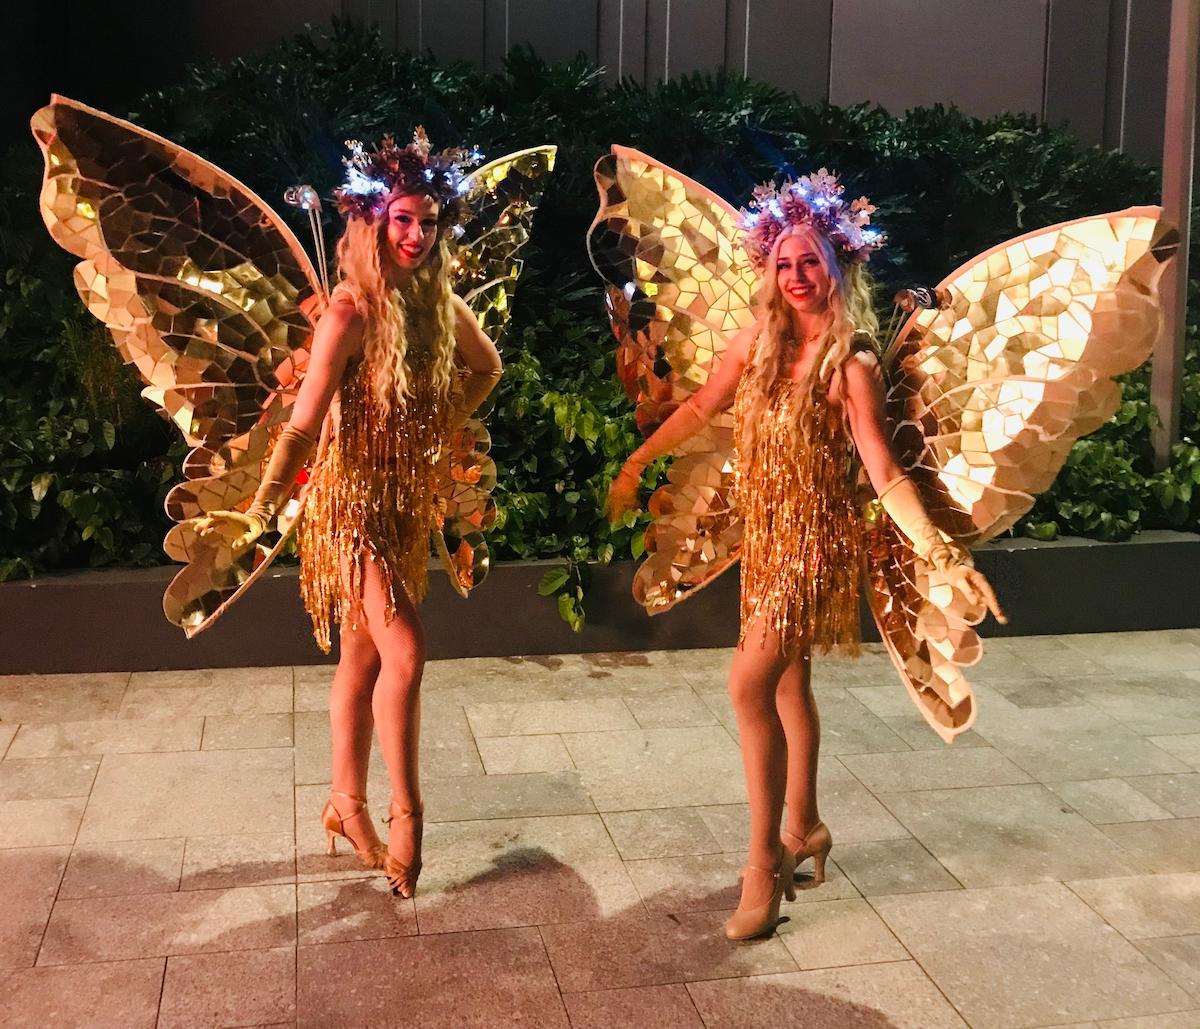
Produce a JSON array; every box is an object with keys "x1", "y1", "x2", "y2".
[
  {"x1": 333, "y1": 127, "x2": 484, "y2": 221},
  {"x1": 738, "y1": 168, "x2": 885, "y2": 270}
]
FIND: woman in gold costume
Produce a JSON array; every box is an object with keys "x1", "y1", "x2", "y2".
[
  {"x1": 196, "y1": 134, "x2": 503, "y2": 898},
  {"x1": 606, "y1": 182, "x2": 1003, "y2": 940}
]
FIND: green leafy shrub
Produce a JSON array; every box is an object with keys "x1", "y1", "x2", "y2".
[{"x1": 3, "y1": 19, "x2": 1196, "y2": 627}]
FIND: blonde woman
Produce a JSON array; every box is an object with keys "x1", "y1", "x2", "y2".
[
  {"x1": 606, "y1": 185, "x2": 1003, "y2": 940},
  {"x1": 196, "y1": 134, "x2": 503, "y2": 898}
]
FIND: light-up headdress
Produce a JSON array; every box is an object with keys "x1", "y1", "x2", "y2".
[
  {"x1": 738, "y1": 168, "x2": 885, "y2": 270},
  {"x1": 332, "y1": 127, "x2": 484, "y2": 222}
]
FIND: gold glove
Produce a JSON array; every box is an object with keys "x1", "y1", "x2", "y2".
[
  {"x1": 451, "y1": 368, "x2": 503, "y2": 429},
  {"x1": 605, "y1": 396, "x2": 707, "y2": 522},
  {"x1": 878, "y1": 476, "x2": 1007, "y2": 623},
  {"x1": 194, "y1": 424, "x2": 317, "y2": 550},
  {"x1": 877, "y1": 476, "x2": 968, "y2": 572}
]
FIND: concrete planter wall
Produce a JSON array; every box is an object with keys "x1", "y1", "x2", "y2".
[{"x1": 2, "y1": 530, "x2": 1198, "y2": 674}]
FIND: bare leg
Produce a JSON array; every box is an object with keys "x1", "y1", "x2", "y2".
[
  {"x1": 727, "y1": 618, "x2": 792, "y2": 908},
  {"x1": 329, "y1": 613, "x2": 380, "y2": 795},
  {"x1": 356, "y1": 558, "x2": 425, "y2": 896},
  {"x1": 775, "y1": 650, "x2": 821, "y2": 837}
]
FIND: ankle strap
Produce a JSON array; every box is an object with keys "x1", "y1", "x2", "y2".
[{"x1": 385, "y1": 801, "x2": 425, "y2": 823}]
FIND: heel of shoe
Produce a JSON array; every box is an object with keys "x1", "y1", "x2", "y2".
[
  {"x1": 811, "y1": 842, "x2": 831, "y2": 883},
  {"x1": 325, "y1": 828, "x2": 337, "y2": 857}
]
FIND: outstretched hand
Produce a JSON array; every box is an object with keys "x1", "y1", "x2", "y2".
[
  {"x1": 191, "y1": 510, "x2": 268, "y2": 552},
  {"x1": 604, "y1": 464, "x2": 644, "y2": 524},
  {"x1": 945, "y1": 564, "x2": 1007, "y2": 624}
]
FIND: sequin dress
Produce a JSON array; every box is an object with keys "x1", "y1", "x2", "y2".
[
  {"x1": 733, "y1": 350, "x2": 866, "y2": 655},
  {"x1": 299, "y1": 340, "x2": 449, "y2": 653}
]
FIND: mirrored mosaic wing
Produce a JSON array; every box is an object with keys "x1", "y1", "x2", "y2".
[
  {"x1": 436, "y1": 145, "x2": 557, "y2": 595},
  {"x1": 869, "y1": 207, "x2": 1178, "y2": 740},
  {"x1": 32, "y1": 96, "x2": 322, "y2": 636},
  {"x1": 588, "y1": 146, "x2": 758, "y2": 613}
]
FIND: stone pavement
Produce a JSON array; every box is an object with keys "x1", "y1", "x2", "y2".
[{"x1": 0, "y1": 630, "x2": 1198, "y2": 1028}]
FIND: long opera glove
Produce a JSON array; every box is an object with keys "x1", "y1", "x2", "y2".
[
  {"x1": 877, "y1": 476, "x2": 1007, "y2": 622},
  {"x1": 194, "y1": 424, "x2": 317, "y2": 550},
  {"x1": 451, "y1": 368, "x2": 503, "y2": 430},
  {"x1": 606, "y1": 395, "x2": 707, "y2": 522}
]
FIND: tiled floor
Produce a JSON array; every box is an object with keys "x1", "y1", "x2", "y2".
[{"x1": 1, "y1": 631, "x2": 1199, "y2": 1028}]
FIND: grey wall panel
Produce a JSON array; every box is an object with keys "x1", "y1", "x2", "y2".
[
  {"x1": 726, "y1": 0, "x2": 832, "y2": 101},
  {"x1": 1103, "y1": 0, "x2": 1130, "y2": 150},
  {"x1": 507, "y1": 0, "x2": 600, "y2": 62},
  {"x1": 484, "y1": 0, "x2": 510, "y2": 69},
  {"x1": 191, "y1": 0, "x2": 343, "y2": 60},
  {"x1": 829, "y1": 0, "x2": 1048, "y2": 119},
  {"x1": 646, "y1": 0, "x2": 729, "y2": 81},
  {"x1": 1120, "y1": 0, "x2": 1170, "y2": 165},
  {"x1": 419, "y1": 0, "x2": 488, "y2": 64},
  {"x1": 598, "y1": 0, "x2": 649, "y2": 81},
  {"x1": 1044, "y1": 0, "x2": 1111, "y2": 146}
]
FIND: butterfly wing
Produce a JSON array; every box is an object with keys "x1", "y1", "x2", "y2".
[
  {"x1": 32, "y1": 95, "x2": 323, "y2": 636},
  {"x1": 869, "y1": 207, "x2": 1178, "y2": 740},
  {"x1": 588, "y1": 145, "x2": 758, "y2": 613},
  {"x1": 435, "y1": 145, "x2": 557, "y2": 596}
]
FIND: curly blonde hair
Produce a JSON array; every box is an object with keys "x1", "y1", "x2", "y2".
[
  {"x1": 331, "y1": 202, "x2": 456, "y2": 408},
  {"x1": 738, "y1": 225, "x2": 878, "y2": 455}
]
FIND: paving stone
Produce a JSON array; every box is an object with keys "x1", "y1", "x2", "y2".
[
  {"x1": 777, "y1": 898, "x2": 908, "y2": 969},
  {"x1": 1046, "y1": 778, "x2": 1174, "y2": 824},
  {"x1": 0, "y1": 756, "x2": 99, "y2": 801},
  {"x1": 1134, "y1": 935, "x2": 1200, "y2": 997},
  {"x1": 839, "y1": 747, "x2": 1032, "y2": 794},
  {"x1": 562, "y1": 984, "x2": 703, "y2": 1029},
  {"x1": 623, "y1": 691, "x2": 718, "y2": 729},
  {"x1": 202, "y1": 713, "x2": 294, "y2": 750},
  {"x1": 297, "y1": 877, "x2": 415, "y2": 945},
  {"x1": 0, "y1": 846, "x2": 69, "y2": 968},
  {"x1": 685, "y1": 960, "x2": 968, "y2": 1028},
  {"x1": 1099, "y1": 819, "x2": 1200, "y2": 873},
  {"x1": 38, "y1": 884, "x2": 296, "y2": 964},
  {"x1": 6, "y1": 718, "x2": 203, "y2": 759},
  {"x1": 423, "y1": 771, "x2": 595, "y2": 822},
  {"x1": 873, "y1": 882, "x2": 1191, "y2": 1028},
  {"x1": 181, "y1": 833, "x2": 296, "y2": 890},
  {"x1": 540, "y1": 908, "x2": 796, "y2": 992},
  {"x1": 466, "y1": 698, "x2": 638, "y2": 738},
  {"x1": 602, "y1": 808, "x2": 723, "y2": 860},
  {"x1": 476, "y1": 734, "x2": 573, "y2": 775},
  {"x1": 78, "y1": 748, "x2": 293, "y2": 842},
  {"x1": 0, "y1": 958, "x2": 163, "y2": 1029},
  {"x1": 0, "y1": 797, "x2": 84, "y2": 849},
  {"x1": 158, "y1": 947, "x2": 295, "y2": 1029},
  {"x1": 0, "y1": 673, "x2": 128, "y2": 723},
  {"x1": 1126, "y1": 773, "x2": 1200, "y2": 817},
  {"x1": 297, "y1": 927, "x2": 567, "y2": 1029},
  {"x1": 881, "y1": 783, "x2": 1134, "y2": 887},
  {"x1": 832, "y1": 838, "x2": 962, "y2": 896},
  {"x1": 1067, "y1": 873, "x2": 1200, "y2": 938},
  {"x1": 60, "y1": 838, "x2": 184, "y2": 900}
]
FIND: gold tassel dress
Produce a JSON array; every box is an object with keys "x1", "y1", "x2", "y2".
[
  {"x1": 734, "y1": 366, "x2": 865, "y2": 656},
  {"x1": 299, "y1": 343, "x2": 449, "y2": 653}
]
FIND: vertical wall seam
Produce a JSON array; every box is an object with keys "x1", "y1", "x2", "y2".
[
  {"x1": 1119, "y1": 0, "x2": 1132, "y2": 149},
  {"x1": 743, "y1": 0, "x2": 751, "y2": 74},
  {"x1": 664, "y1": 0, "x2": 672, "y2": 80},
  {"x1": 1041, "y1": 0, "x2": 1051, "y2": 122}
]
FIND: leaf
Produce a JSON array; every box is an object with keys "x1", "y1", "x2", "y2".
[
  {"x1": 30, "y1": 472, "x2": 53, "y2": 502},
  {"x1": 537, "y1": 565, "x2": 570, "y2": 595}
]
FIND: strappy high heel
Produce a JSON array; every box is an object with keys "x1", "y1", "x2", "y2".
[
  {"x1": 383, "y1": 801, "x2": 424, "y2": 899},
  {"x1": 723, "y1": 846, "x2": 797, "y2": 941},
  {"x1": 782, "y1": 820, "x2": 833, "y2": 883},
  {"x1": 321, "y1": 790, "x2": 387, "y2": 869}
]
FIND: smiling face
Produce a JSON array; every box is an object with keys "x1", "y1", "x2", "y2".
[
  {"x1": 775, "y1": 232, "x2": 833, "y2": 318},
  {"x1": 383, "y1": 192, "x2": 441, "y2": 272}
]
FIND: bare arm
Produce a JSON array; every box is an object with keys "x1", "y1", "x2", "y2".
[
  {"x1": 838, "y1": 350, "x2": 905, "y2": 494},
  {"x1": 194, "y1": 300, "x2": 362, "y2": 546},
  {"x1": 449, "y1": 294, "x2": 503, "y2": 426},
  {"x1": 286, "y1": 300, "x2": 364, "y2": 437}
]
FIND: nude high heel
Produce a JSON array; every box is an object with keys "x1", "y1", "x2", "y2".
[
  {"x1": 321, "y1": 790, "x2": 387, "y2": 869},
  {"x1": 782, "y1": 820, "x2": 833, "y2": 883},
  {"x1": 383, "y1": 801, "x2": 424, "y2": 899},
  {"x1": 723, "y1": 846, "x2": 797, "y2": 941}
]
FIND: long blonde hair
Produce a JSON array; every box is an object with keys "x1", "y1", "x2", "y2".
[
  {"x1": 738, "y1": 225, "x2": 879, "y2": 454},
  {"x1": 331, "y1": 201, "x2": 456, "y2": 408}
]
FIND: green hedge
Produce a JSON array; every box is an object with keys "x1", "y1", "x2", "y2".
[{"x1": 2, "y1": 19, "x2": 1197, "y2": 626}]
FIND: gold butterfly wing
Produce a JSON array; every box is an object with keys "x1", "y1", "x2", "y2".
[
  {"x1": 32, "y1": 95, "x2": 323, "y2": 637},
  {"x1": 436, "y1": 145, "x2": 558, "y2": 596},
  {"x1": 871, "y1": 207, "x2": 1179, "y2": 740},
  {"x1": 588, "y1": 146, "x2": 758, "y2": 613}
]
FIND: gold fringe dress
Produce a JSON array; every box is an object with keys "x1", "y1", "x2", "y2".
[
  {"x1": 299, "y1": 341, "x2": 449, "y2": 653},
  {"x1": 733, "y1": 357, "x2": 866, "y2": 656}
]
